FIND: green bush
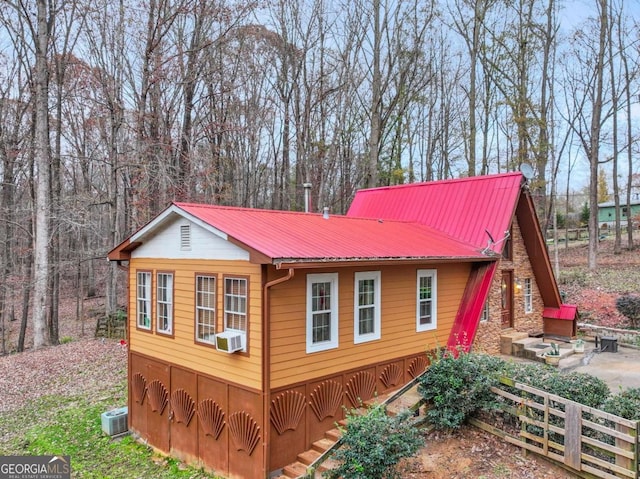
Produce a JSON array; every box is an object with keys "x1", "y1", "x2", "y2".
[
  {"x1": 417, "y1": 352, "x2": 504, "y2": 430},
  {"x1": 602, "y1": 388, "x2": 640, "y2": 420},
  {"x1": 418, "y1": 352, "x2": 611, "y2": 432},
  {"x1": 507, "y1": 364, "x2": 610, "y2": 408},
  {"x1": 616, "y1": 294, "x2": 640, "y2": 328},
  {"x1": 323, "y1": 405, "x2": 424, "y2": 479}
]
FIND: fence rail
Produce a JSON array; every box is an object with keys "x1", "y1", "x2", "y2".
[{"x1": 471, "y1": 377, "x2": 639, "y2": 479}]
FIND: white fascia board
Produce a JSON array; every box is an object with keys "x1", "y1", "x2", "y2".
[{"x1": 131, "y1": 204, "x2": 228, "y2": 242}]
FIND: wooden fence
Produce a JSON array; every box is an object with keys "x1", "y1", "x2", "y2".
[{"x1": 470, "y1": 378, "x2": 639, "y2": 479}]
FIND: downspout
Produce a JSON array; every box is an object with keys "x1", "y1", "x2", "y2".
[
  {"x1": 262, "y1": 267, "x2": 294, "y2": 475},
  {"x1": 113, "y1": 259, "x2": 131, "y2": 429}
]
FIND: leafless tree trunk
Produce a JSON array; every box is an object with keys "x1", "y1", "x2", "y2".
[
  {"x1": 32, "y1": 0, "x2": 53, "y2": 349},
  {"x1": 617, "y1": 5, "x2": 637, "y2": 250},
  {"x1": 366, "y1": 0, "x2": 382, "y2": 188},
  {"x1": 47, "y1": 2, "x2": 82, "y2": 345},
  {"x1": 607, "y1": 1, "x2": 621, "y2": 254},
  {"x1": 587, "y1": 0, "x2": 608, "y2": 270}
]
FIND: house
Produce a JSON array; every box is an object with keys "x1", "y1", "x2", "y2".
[
  {"x1": 107, "y1": 172, "x2": 575, "y2": 479},
  {"x1": 598, "y1": 200, "x2": 640, "y2": 229},
  {"x1": 347, "y1": 172, "x2": 576, "y2": 351}
]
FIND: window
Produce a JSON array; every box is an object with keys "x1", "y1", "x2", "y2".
[
  {"x1": 224, "y1": 277, "x2": 247, "y2": 331},
  {"x1": 136, "y1": 271, "x2": 152, "y2": 330},
  {"x1": 306, "y1": 273, "x2": 339, "y2": 353},
  {"x1": 196, "y1": 275, "x2": 216, "y2": 344},
  {"x1": 480, "y1": 301, "x2": 489, "y2": 322},
  {"x1": 524, "y1": 278, "x2": 533, "y2": 313},
  {"x1": 156, "y1": 272, "x2": 174, "y2": 334},
  {"x1": 502, "y1": 231, "x2": 513, "y2": 260},
  {"x1": 354, "y1": 271, "x2": 381, "y2": 343},
  {"x1": 416, "y1": 269, "x2": 437, "y2": 332}
]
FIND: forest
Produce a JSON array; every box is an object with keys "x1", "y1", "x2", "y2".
[{"x1": 0, "y1": 0, "x2": 638, "y2": 351}]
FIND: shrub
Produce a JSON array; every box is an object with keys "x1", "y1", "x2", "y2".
[
  {"x1": 507, "y1": 363, "x2": 610, "y2": 408},
  {"x1": 324, "y1": 405, "x2": 424, "y2": 479},
  {"x1": 602, "y1": 388, "x2": 640, "y2": 420},
  {"x1": 615, "y1": 294, "x2": 640, "y2": 329},
  {"x1": 543, "y1": 372, "x2": 610, "y2": 408},
  {"x1": 417, "y1": 352, "x2": 504, "y2": 430}
]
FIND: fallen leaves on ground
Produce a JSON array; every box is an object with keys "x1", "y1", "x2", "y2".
[
  {"x1": 398, "y1": 427, "x2": 576, "y2": 478},
  {"x1": 0, "y1": 338, "x2": 127, "y2": 414}
]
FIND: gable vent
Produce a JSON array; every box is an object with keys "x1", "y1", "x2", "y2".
[{"x1": 180, "y1": 224, "x2": 191, "y2": 250}]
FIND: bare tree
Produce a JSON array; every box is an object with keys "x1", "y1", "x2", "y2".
[
  {"x1": 31, "y1": 0, "x2": 54, "y2": 349},
  {"x1": 615, "y1": 2, "x2": 639, "y2": 250},
  {"x1": 447, "y1": 0, "x2": 497, "y2": 176}
]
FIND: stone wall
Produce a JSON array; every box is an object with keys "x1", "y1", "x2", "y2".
[{"x1": 474, "y1": 219, "x2": 545, "y2": 355}]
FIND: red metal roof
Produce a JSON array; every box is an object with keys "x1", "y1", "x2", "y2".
[
  {"x1": 347, "y1": 172, "x2": 524, "y2": 254},
  {"x1": 171, "y1": 202, "x2": 488, "y2": 266},
  {"x1": 543, "y1": 305, "x2": 578, "y2": 321}
]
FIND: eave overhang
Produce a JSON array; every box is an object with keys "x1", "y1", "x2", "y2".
[{"x1": 273, "y1": 254, "x2": 496, "y2": 270}]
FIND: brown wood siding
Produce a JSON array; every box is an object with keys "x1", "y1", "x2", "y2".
[
  {"x1": 268, "y1": 263, "x2": 469, "y2": 389},
  {"x1": 268, "y1": 351, "x2": 430, "y2": 471},
  {"x1": 129, "y1": 352, "x2": 266, "y2": 479},
  {"x1": 128, "y1": 258, "x2": 263, "y2": 390}
]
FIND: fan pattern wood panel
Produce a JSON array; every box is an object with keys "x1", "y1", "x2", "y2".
[
  {"x1": 147, "y1": 379, "x2": 169, "y2": 414},
  {"x1": 408, "y1": 356, "x2": 428, "y2": 378},
  {"x1": 131, "y1": 372, "x2": 147, "y2": 404},
  {"x1": 197, "y1": 399, "x2": 225, "y2": 439},
  {"x1": 171, "y1": 389, "x2": 195, "y2": 426},
  {"x1": 228, "y1": 411, "x2": 260, "y2": 456},
  {"x1": 270, "y1": 391, "x2": 306, "y2": 435},
  {"x1": 379, "y1": 363, "x2": 403, "y2": 389},
  {"x1": 346, "y1": 371, "x2": 376, "y2": 407},
  {"x1": 309, "y1": 380, "x2": 343, "y2": 421}
]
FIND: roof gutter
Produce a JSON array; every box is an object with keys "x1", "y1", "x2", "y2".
[
  {"x1": 261, "y1": 267, "x2": 294, "y2": 473},
  {"x1": 274, "y1": 256, "x2": 495, "y2": 270}
]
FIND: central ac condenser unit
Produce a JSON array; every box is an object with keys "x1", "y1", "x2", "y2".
[{"x1": 101, "y1": 406, "x2": 128, "y2": 436}]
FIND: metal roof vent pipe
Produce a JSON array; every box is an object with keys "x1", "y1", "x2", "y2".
[
  {"x1": 303, "y1": 183, "x2": 312, "y2": 213},
  {"x1": 323, "y1": 207, "x2": 329, "y2": 219}
]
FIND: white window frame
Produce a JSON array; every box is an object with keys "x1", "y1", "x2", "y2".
[
  {"x1": 224, "y1": 277, "x2": 247, "y2": 332},
  {"x1": 480, "y1": 301, "x2": 489, "y2": 322},
  {"x1": 156, "y1": 272, "x2": 174, "y2": 334},
  {"x1": 416, "y1": 269, "x2": 437, "y2": 332},
  {"x1": 196, "y1": 275, "x2": 216, "y2": 344},
  {"x1": 354, "y1": 271, "x2": 381, "y2": 344},
  {"x1": 306, "y1": 273, "x2": 339, "y2": 353},
  {"x1": 524, "y1": 278, "x2": 533, "y2": 314},
  {"x1": 136, "y1": 271, "x2": 152, "y2": 330}
]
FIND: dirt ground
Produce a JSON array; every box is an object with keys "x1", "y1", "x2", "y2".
[{"x1": 399, "y1": 428, "x2": 576, "y2": 479}]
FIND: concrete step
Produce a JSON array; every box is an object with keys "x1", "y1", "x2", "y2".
[
  {"x1": 316, "y1": 456, "x2": 341, "y2": 473},
  {"x1": 324, "y1": 427, "x2": 342, "y2": 442},
  {"x1": 297, "y1": 449, "x2": 322, "y2": 466},
  {"x1": 282, "y1": 461, "x2": 307, "y2": 478},
  {"x1": 312, "y1": 437, "x2": 335, "y2": 453}
]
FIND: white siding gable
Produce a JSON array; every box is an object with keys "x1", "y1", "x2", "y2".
[{"x1": 132, "y1": 218, "x2": 250, "y2": 261}]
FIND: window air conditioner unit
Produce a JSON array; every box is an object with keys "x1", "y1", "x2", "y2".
[
  {"x1": 215, "y1": 331, "x2": 244, "y2": 353},
  {"x1": 101, "y1": 406, "x2": 128, "y2": 436}
]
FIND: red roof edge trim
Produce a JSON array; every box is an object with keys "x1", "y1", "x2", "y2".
[
  {"x1": 447, "y1": 261, "x2": 498, "y2": 354},
  {"x1": 543, "y1": 304, "x2": 578, "y2": 321},
  {"x1": 354, "y1": 171, "x2": 523, "y2": 194}
]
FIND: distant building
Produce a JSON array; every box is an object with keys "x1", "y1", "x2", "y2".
[{"x1": 598, "y1": 200, "x2": 640, "y2": 228}]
